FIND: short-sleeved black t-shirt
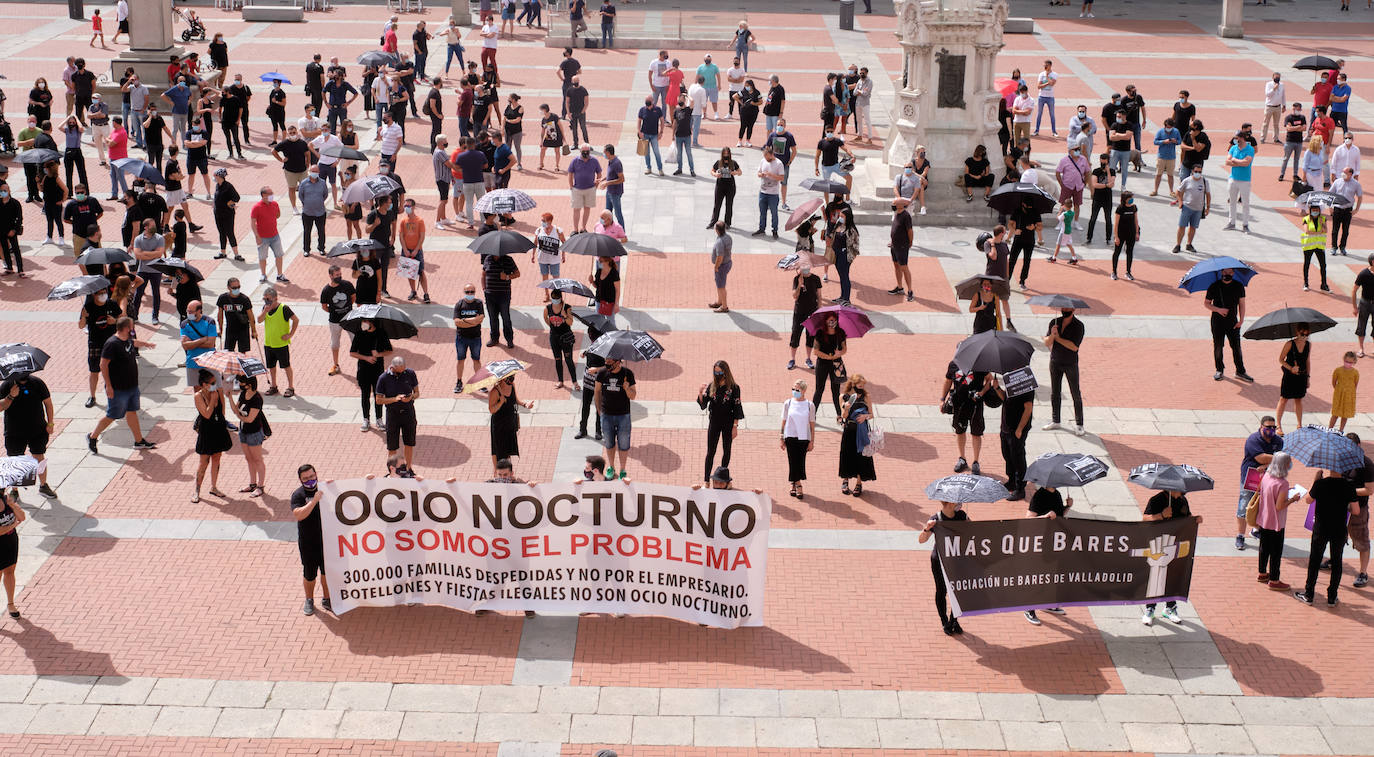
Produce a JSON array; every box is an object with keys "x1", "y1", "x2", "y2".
[
  {"x1": 1284, "y1": 113, "x2": 1308, "y2": 144},
  {"x1": 1204, "y1": 279, "x2": 1246, "y2": 324},
  {"x1": 352, "y1": 256, "x2": 380, "y2": 304},
  {"x1": 793, "y1": 273, "x2": 822, "y2": 313},
  {"x1": 275, "y1": 138, "x2": 311, "y2": 173},
  {"x1": 484, "y1": 254, "x2": 519, "y2": 294},
  {"x1": 817, "y1": 137, "x2": 844, "y2": 167},
  {"x1": 593, "y1": 266, "x2": 619, "y2": 303},
  {"x1": 1310, "y1": 475, "x2": 1357, "y2": 536},
  {"x1": 216, "y1": 292, "x2": 252, "y2": 331},
  {"x1": 83, "y1": 297, "x2": 122, "y2": 345},
  {"x1": 1108, "y1": 122, "x2": 1132, "y2": 151},
  {"x1": 350, "y1": 329, "x2": 392, "y2": 367},
  {"x1": 291, "y1": 485, "x2": 322, "y2": 541},
  {"x1": 319, "y1": 280, "x2": 356, "y2": 323},
  {"x1": 1046, "y1": 315, "x2": 1084, "y2": 365},
  {"x1": 101, "y1": 334, "x2": 140, "y2": 391},
  {"x1": 1144, "y1": 490, "x2": 1192, "y2": 519},
  {"x1": 0, "y1": 376, "x2": 50, "y2": 435},
  {"x1": 890, "y1": 209, "x2": 912, "y2": 251},
  {"x1": 453, "y1": 297, "x2": 485, "y2": 339},
  {"x1": 367, "y1": 210, "x2": 393, "y2": 249},
  {"x1": 763, "y1": 84, "x2": 785, "y2": 116},
  {"x1": 673, "y1": 107, "x2": 693, "y2": 138},
  {"x1": 596, "y1": 366, "x2": 636, "y2": 415},
  {"x1": 558, "y1": 57, "x2": 581, "y2": 88},
  {"x1": 1115, "y1": 202, "x2": 1138, "y2": 236},
  {"x1": 1029, "y1": 487, "x2": 1066, "y2": 517},
  {"x1": 1355, "y1": 269, "x2": 1374, "y2": 301},
  {"x1": 1000, "y1": 393, "x2": 1033, "y2": 435},
  {"x1": 238, "y1": 391, "x2": 264, "y2": 434},
  {"x1": 814, "y1": 329, "x2": 846, "y2": 356}
]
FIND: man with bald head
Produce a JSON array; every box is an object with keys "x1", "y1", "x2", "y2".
[
  {"x1": 376, "y1": 355, "x2": 420, "y2": 469},
  {"x1": 180, "y1": 300, "x2": 218, "y2": 388}
]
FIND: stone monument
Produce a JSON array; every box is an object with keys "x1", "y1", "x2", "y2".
[
  {"x1": 884, "y1": 0, "x2": 1009, "y2": 223},
  {"x1": 109, "y1": 0, "x2": 186, "y2": 84}
]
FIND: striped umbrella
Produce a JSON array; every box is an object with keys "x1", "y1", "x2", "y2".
[
  {"x1": 475, "y1": 189, "x2": 537, "y2": 215},
  {"x1": 195, "y1": 351, "x2": 267, "y2": 377}
]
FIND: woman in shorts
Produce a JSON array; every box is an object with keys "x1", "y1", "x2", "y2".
[
  {"x1": 229, "y1": 374, "x2": 268, "y2": 498},
  {"x1": 0, "y1": 488, "x2": 25, "y2": 619}
]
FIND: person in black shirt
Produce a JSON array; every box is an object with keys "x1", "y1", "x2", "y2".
[
  {"x1": 671, "y1": 95, "x2": 695, "y2": 176},
  {"x1": 970, "y1": 279, "x2": 998, "y2": 334},
  {"x1": 1279, "y1": 104, "x2": 1307, "y2": 181},
  {"x1": 484, "y1": 252, "x2": 520, "y2": 347},
  {"x1": 576, "y1": 326, "x2": 606, "y2": 441},
  {"x1": 1007, "y1": 201, "x2": 1040, "y2": 288},
  {"x1": 1119, "y1": 84, "x2": 1145, "y2": 150},
  {"x1": 365, "y1": 194, "x2": 394, "y2": 297},
  {"x1": 349, "y1": 319, "x2": 392, "y2": 433},
  {"x1": 1111, "y1": 190, "x2": 1139, "y2": 280},
  {"x1": 0, "y1": 373, "x2": 56, "y2": 498},
  {"x1": 215, "y1": 277, "x2": 254, "y2": 353},
  {"x1": 1297, "y1": 470, "x2": 1360, "y2": 606},
  {"x1": 305, "y1": 55, "x2": 325, "y2": 114},
  {"x1": 226, "y1": 375, "x2": 267, "y2": 498},
  {"x1": 1106, "y1": 113, "x2": 1132, "y2": 188},
  {"x1": 1085, "y1": 153, "x2": 1114, "y2": 245},
  {"x1": 997, "y1": 377, "x2": 1032, "y2": 500},
  {"x1": 707, "y1": 147, "x2": 741, "y2": 228},
  {"x1": 697, "y1": 360, "x2": 744, "y2": 483},
  {"x1": 1043, "y1": 308, "x2": 1085, "y2": 433},
  {"x1": 352, "y1": 247, "x2": 381, "y2": 305},
  {"x1": 376, "y1": 356, "x2": 420, "y2": 469},
  {"x1": 87, "y1": 316, "x2": 157, "y2": 454},
  {"x1": 290, "y1": 464, "x2": 331, "y2": 616},
  {"x1": 1141, "y1": 489, "x2": 1196, "y2": 624},
  {"x1": 594, "y1": 359, "x2": 637, "y2": 478},
  {"x1": 453, "y1": 286, "x2": 485, "y2": 394},
  {"x1": 1204, "y1": 268, "x2": 1252, "y2": 381},
  {"x1": 212, "y1": 168, "x2": 241, "y2": 260},
  {"x1": 1028, "y1": 485, "x2": 1071, "y2": 518},
  {"x1": 219, "y1": 77, "x2": 248, "y2": 159},
  {"x1": 788, "y1": 264, "x2": 821, "y2": 370},
  {"x1": 919, "y1": 500, "x2": 967, "y2": 635},
  {"x1": 271, "y1": 125, "x2": 311, "y2": 213},
  {"x1": 80, "y1": 288, "x2": 122, "y2": 406},
  {"x1": 1180, "y1": 120, "x2": 1211, "y2": 177},
  {"x1": 811, "y1": 314, "x2": 847, "y2": 418},
  {"x1": 1353, "y1": 255, "x2": 1374, "y2": 356},
  {"x1": 320, "y1": 265, "x2": 356, "y2": 374}
]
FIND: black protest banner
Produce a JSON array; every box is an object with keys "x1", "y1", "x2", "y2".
[{"x1": 933, "y1": 516, "x2": 1198, "y2": 617}]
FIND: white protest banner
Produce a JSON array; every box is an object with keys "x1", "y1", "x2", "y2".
[
  {"x1": 318, "y1": 478, "x2": 771, "y2": 628},
  {"x1": 395, "y1": 255, "x2": 421, "y2": 281}
]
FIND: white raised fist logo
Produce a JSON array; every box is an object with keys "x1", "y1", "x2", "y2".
[{"x1": 1131, "y1": 534, "x2": 1192, "y2": 598}]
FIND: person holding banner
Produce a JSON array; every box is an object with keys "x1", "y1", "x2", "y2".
[
  {"x1": 780, "y1": 378, "x2": 815, "y2": 499},
  {"x1": 1023, "y1": 486, "x2": 1068, "y2": 626},
  {"x1": 698, "y1": 360, "x2": 744, "y2": 484},
  {"x1": 918, "y1": 500, "x2": 966, "y2": 636},
  {"x1": 290, "y1": 464, "x2": 331, "y2": 616},
  {"x1": 1141, "y1": 488, "x2": 1201, "y2": 624},
  {"x1": 594, "y1": 357, "x2": 637, "y2": 480},
  {"x1": 0, "y1": 488, "x2": 25, "y2": 619},
  {"x1": 489, "y1": 373, "x2": 534, "y2": 476}
]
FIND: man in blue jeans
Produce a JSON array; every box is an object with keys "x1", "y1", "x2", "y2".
[
  {"x1": 593, "y1": 357, "x2": 637, "y2": 479},
  {"x1": 636, "y1": 96, "x2": 664, "y2": 175},
  {"x1": 753, "y1": 145, "x2": 784, "y2": 238},
  {"x1": 670, "y1": 94, "x2": 695, "y2": 176},
  {"x1": 1033, "y1": 59, "x2": 1058, "y2": 137}
]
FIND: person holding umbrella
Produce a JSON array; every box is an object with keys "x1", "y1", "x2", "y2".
[
  {"x1": 1275, "y1": 324, "x2": 1312, "y2": 433},
  {"x1": 838, "y1": 375, "x2": 876, "y2": 497},
  {"x1": 0, "y1": 371, "x2": 56, "y2": 499},
  {"x1": 919, "y1": 498, "x2": 971, "y2": 635},
  {"x1": 810, "y1": 311, "x2": 848, "y2": 420},
  {"x1": 969, "y1": 278, "x2": 999, "y2": 334},
  {"x1": 80, "y1": 283, "x2": 122, "y2": 408},
  {"x1": 488, "y1": 367, "x2": 534, "y2": 477},
  {"x1": 1205, "y1": 267, "x2": 1252, "y2": 382},
  {"x1": 349, "y1": 317, "x2": 392, "y2": 433},
  {"x1": 1299, "y1": 203, "x2": 1330, "y2": 292}
]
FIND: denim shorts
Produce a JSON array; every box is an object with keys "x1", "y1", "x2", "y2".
[
  {"x1": 107, "y1": 387, "x2": 141, "y2": 419},
  {"x1": 239, "y1": 429, "x2": 265, "y2": 447},
  {"x1": 600, "y1": 412, "x2": 632, "y2": 451},
  {"x1": 1178, "y1": 206, "x2": 1202, "y2": 229},
  {"x1": 455, "y1": 334, "x2": 483, "y2": 360},
  {"x1": 539, "y1": 262, "x2": 560, "y2": 277},
  {"x1": 1237, "y1": 488, "x2": 1252, "y2": 519}
]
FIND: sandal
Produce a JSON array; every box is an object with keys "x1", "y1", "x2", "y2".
[
  {"x1": 208, "y1": 488, "x2": 226, "y2": 498},
  {"x1": 191, "y1": 493, "x2": 200, "y2": 503},
  {"x1": 717, "y1": 307, "x2": 730, "y2": 313},
  {"x1": 853, "y1": 484, "x2": 864, "y2": 497},
  {"x1": 238, "y1": 484, "x2": 256, "y2": 493},
  {"x1": 795, "y1": 487, "x2": 803, "y2": 500},
  {"x1": 842, "y1": 482, "x2": 851, "y2": 495},
  {"x1": 249, "y1": 485, "x2": 264, "y2": 498},
  {"x1": 283, "y1": 388, "x2": 296, "y2": 398},
  {"x1": 328, "y1": 365, "x2": 340, "y2": 376},
  {"x1": 7, "y1": 604, "x2": 18, "y2": 619}
]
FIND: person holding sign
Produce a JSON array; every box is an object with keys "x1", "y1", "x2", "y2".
[
  {"x1": 291, "y1": 464, "x2": 331, "y2": 617},
  {"x1": 919, "y1": 500, "x2": 966, "y2": 636},
  {"x1": 398, "y1": 199, "x2": 431, "y2": 304},
  {"x1": 1023, "y1": 485, "x2": 1069, "y2": 626},
  {"x1": 1140, "y1": 488, "x2": 1202, "y2": 624}
]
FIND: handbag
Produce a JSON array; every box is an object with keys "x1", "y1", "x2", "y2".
[
  {"x1": 1243, "y1": 467, "x2": 1265, "y2": 492},
  {"x1": 832, "y1": 359, "x2": 847, "y2": 381},
  {"x1": 664, "y1": 141, "x2": 679, "y2": 164},
  {"x1": 561, "y1": 144, "x2": 571, "y2": 156},
  {"x1": 636, "y1": 138, "x2": 648, "y2": 157},
  {"x1": 862, "y1": 424, "x2": 886, "y2": 457},
  {"x1": 1244, "y1": 490, "x2": 1260, "y2": 529}
]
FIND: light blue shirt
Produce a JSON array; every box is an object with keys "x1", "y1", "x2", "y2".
[
  {"x1": 696, "y1": 63, "x2": 721, "y2": 90},
  {"x1": 180, "y1": 316, "x2": 218, "y2": 370},
  {"x1": 1228, "y1": 144, "x2": 1254, "y2": 182},
  {"x1": 1153, "y1": 127, "x2": 1181, "y2": 161}
]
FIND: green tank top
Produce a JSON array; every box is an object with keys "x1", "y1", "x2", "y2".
[{"x1": 263, "y1": 305, "x2": 291, "y2": 349}]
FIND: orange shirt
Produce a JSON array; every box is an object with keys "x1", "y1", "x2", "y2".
[{"x1": 399, "y1": 216, "x2": 425, "y2": 251}]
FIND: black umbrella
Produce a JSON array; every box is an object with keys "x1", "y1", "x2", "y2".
[
  {"x1": 986, "y1": 182, "x2": 1056, "y2": 215},
  {"x1": 357, "y1": 51, "x2": 401, "y2": 68},
  {"x1": 468, "y1": 230, "x2": 534, "y2": 257},
  {"x1": 16, "y1": 148, "x2": 60, "y2": 165},
  {"x1": 1293, "y1": 55, "x2": 1340, "y2": 71},
  {"x1": 1025, "y1": 453, "x2": 1110, "y2": 488},
  {"x1": 47, "y1": 274, "x2": 110, "y2": 301},
  {"x1": 537, "y1": 278, "x2": 596, "y2": 298},
  {"x1": 112, "y1": 157, "x2": 166, "y2": 185},
  {"x1": 322, "y1": 144, "x2": 370, "y2": 162},
  {"x1": 146, "y1": 257, "x2": 205, "y2": 282},
  {"x1": 1027, "y1": 294, "x2": 1091, "y2": 310},
  {"x1": 798, "y1": 177, "x2": 849, "y2": 194},
  {"x1": 953, "y1": 274, "x2": 1010, "y2": 300},
  {"x1": 0, "y1": 344, "x2": 50, "y2": 379},
  {"x1": 562, "y1": 232, "x2": 627, "y2": 258},
  {"x1": 327, "y1": 238, "x2": 386, "y2": 258},
  {"x1": 1243, "y1": 307, "x2": 1337, "y2": 341},
  {"x1": 587, "y1": 330, "x2": 665, "y2": 362},
  {"x1": 340, "y1": 304, "x2": 419, "y2": 340},
  {"x1": 74, "y1": 247, "x2": 133, "y2": 267},
  {"x1": 571, "y1": 307, "x2": 618, "y2": 334},
  {"x1": 1296, "y1": 190, "x2": 1352, "y2": 210},
  {"x1": 952, "y1": 330, "x2": 1036, "y2": 373},
  {"x1": 1127, "y1": 463, "x2": 1215, "y2": 494}
]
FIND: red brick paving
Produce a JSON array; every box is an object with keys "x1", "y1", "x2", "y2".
[
  {"x1": 0, "y1": 736, "x2": 497, "y2": 756},
  {"x1": 564, "y1": 751, "x2": 1145, "y2": 757}
]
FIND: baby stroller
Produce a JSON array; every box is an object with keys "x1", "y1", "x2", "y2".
[{"x1": 173, "y1": 6, "x2": 207, "y2": 42}]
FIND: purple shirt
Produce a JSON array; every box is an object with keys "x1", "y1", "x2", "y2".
[
  {"x1": 568, "y1": 155, "x2": 602, "y2": 190},
  {"x1": 605, "y1": 157, "x2": 624, "y2": 196},
  {"x1": 455, "y1": 149, "x2": 488, "y2": 185}
]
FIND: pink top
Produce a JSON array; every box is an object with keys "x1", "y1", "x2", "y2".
[
  {"x1": 595, "y1": 220, "x2": 626, "y2": 240},
  {"x1": 1256, "y1": 471, "x2": 1291, "y2": 531},
  {"x1": 107, "y1": 127, "x2": 127, "y2": 161}
]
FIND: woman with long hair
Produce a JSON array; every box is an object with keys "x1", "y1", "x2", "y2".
[
  {"x1": 544, "y1": 290, "x2": 577, "y2": 390},
  {"x1": 733, "y1": 79, "x2": 760, "y2": 147},
  {"x1": 228, "y1": 375, "x2": 268, "y2": 497},
  {"x1": 1275, "y1": 324, "x2": 1311, "y2": 433},
  {"x1": 0, "y1": 488, "x2": 26, "y2": 619},
  {"x1": 838, "y1": 374, "x2": 876, "y2": 496},
  {"x1": 698, "y1": 359, "x2": 743, "y2": 483},
  {"x1": 591, "y1": 255, "x2": 620, "y2": 315},
  {"x1": 708, "y1": 147, "x2": 741, "y2": 228},
  {"x1": 40, "y1": 161, "x2": 67, "y2": 252},
  {"x1": 341, "y1": 166, "x2": 363, "y2": 239},
  {"x1": 489, "y1": 373, "x2": 535, "y2": 476},
  {"x1": 192, "y1": 369, "x2": 232, "y2": 503}
]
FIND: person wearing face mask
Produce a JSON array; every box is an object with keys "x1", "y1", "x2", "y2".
[
  {"x1": 788, "y1": 263, "x2": 821, "y2": 370},
  {"x1": 290, "y1": 464, "x2": 333, "y2": 616},
  {"x1": 811, "y1": 314, "x2": 847, "y2": 419},
  {"x1": 0, "y1": 371, "x2": 57, "y2": 499},
  {"x1": 219, "y1": 76, "x2": 247, "y2": 160},
  {"x1": 1275, "y1": 324, "x2": 1312, "y2": 434},
  {"x1": 398, "y1": 200, "x2": 430, "y2": 303},
  {"x1": 352, "y1": 243, "x2": 381, "y2": 306},
  {"x1": 299, "y1": 167, "x2": 329, "y2": 257},
  {"x1": 216, "y1": 277, "x2": 255, "y2": 354},
  {"x1": 1329, "y1": 164, "x2": 1362, "y2": 258},
  {"x1": 40, "y1": 160, "x2": 68, "y2": 250},
  {"x1": 698, "y1": 360, "x2": 743, "y2": 484},
  {"x1": 59, "y1": 115, "x2": 88, "y2": 192},
  {"x1": 814, "y1": 130, "x2": 855, "y2": 200},
  {"x1": 15, "y1": 117, "x2": 45, "y2": 203},
  {"x1": 532, "y1": 213, "x2": 566, "y2": 296},
  {"x1": 1107, "y1": 112, "x2": 1132, "y2": 188},
  {"x1": 319, "y1": 266, "x2": 356, "y2": 375},
  {"x1": 376, "y1": 356, "x2": 421, "y2": 470},
  {"x1": 969, "y1": 279, "x2": 998, "y2": 334},
  {"x1": 888, "y1": 197, "x2": 914, "y2": 301},
  {"x1": 1236, "y1": 417, "x2": 1283, "y2": 550},
  {"x1": 489, "y1": 372, "x2": 534, "y2": 477},
  {"x1": 349, "y1": 318, "x2": 392, "y2": 433},
  {"x1": 211, "y1": 168, "x2": 242, "y2": 261},
  {"x1": 1223, "y1": 129, "x2": 1255, "y2": 233},
  {"x1": 452, "y1": 285, "x2": 486, "y2": 395},
  {"x1": 190, "y1": 368, "x2": 232, "y2": 503},
  {"x1": 1151, "y1": 117, "x2": 1181, "y2": 197},
  {"x1": 0, "y1": 183, "x2": 22, "y2": 276},
  {"x1": 778, "y1": 378, "x2": 816, "y2": 499},
  {"x1": 250, "y1": 187, "x2": 287, "y2": 283},
  {"x1": 61, "y1": 183, "x2": 103, "y2": 259},
  {"x1": 541, "y1": 289, "x2": 577, "y2": 390},
  {"x1": 1111, "y1": 191, "x2": 1139, "y2": 281},
  {"x1": 594, "y1": 356, "x2": 637, "y2": 479},
  {"x1": 568, "y1": 143, "x2": 601, "y2": 233},
  {"x1": 1300, "y1": 204, "x2": 1330, "y2": 292},
  {"x1": 1042, "y1": 307, "x2": 1085, "y2": 435},
  {"x1": 1205, "y1": 267, "x2": 1252, "y2": 384},
  {"x1": 142, "y1": 106, "x2": 171, "y2": 171},
  {"x1": 271, "y1": 126, "x2": 311, "y2": 215},
  {"x1": 1172, "y1": 164, "x2": 1210, "y2": 254},
  {"x1": 258, "y1": 287, "x2": 298, "y2": 397},
  {"x1": 838, "y1": 375, "x2": 876, "y2": 497},
  {"x1": 733, "y1": 79, "x2": 761, "y2": 148},
  {"x1": 1066, "y1": 105, "x2": 1095, "y2": 157},
  {"x1": 1261, "y1": 73, "x2": 1285, "y2": 144},
  {"x1": 159, "y1": 79, "x2": 192, "y2": 149}
]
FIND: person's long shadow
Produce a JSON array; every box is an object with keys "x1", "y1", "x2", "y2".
[
  {"x1": 626, "y1": 442, "x2": 681, "y2": 474},
  {"x1": 1204, "y1": 627, "x2": 1324, "y2": 697},
  {"x1": 0, "y1": 617, "x2": 120, "y2": 677},
  {"x1": 571, "y1": 617, "x2": 854, "y2": 676},
  {"x1": 318, "y1": 606, "x2": 524, "y2": 660},
  {"x1": 415, "y1": 434, "x2": 472, "y2": 469},
  {"x1": 961, "y1": 613, "x2": 1116, "y2": 694}
]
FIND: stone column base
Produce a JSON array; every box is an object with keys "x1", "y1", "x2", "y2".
[
  {"x1": 1217, "y1": 24, "x2": 1243, "y2": 39},
  {"x1": 109, "y1": 45, "x2": 187, "y2": 89}
]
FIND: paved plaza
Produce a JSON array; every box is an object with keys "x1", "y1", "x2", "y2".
[{"x1": 2, "y1": 0, "x2": 1374, "y2": 753}]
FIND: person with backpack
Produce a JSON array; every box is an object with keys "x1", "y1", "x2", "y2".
[{"x1": 941, "y1": 361, "x2": 994, "y2": 476}]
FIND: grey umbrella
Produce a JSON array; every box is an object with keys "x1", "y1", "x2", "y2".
[
  {"x1": 1128, "y1": 463, "x2": 1215, "y2": 493},
  {"x1": 925, "y1": 474, "x2": 1010, "y2": 504},
  {"x1": 322, "y1": 144, "x2": 370, "y2": 162},
  {"x1": 1025, "y1": 453, "x2": 1110, "y2": 488},
  {"x1": 1027, "y1": 294, "x2": 1090, "y2": 309},
  {"x1": 340, "y1": 174, "x2": 401, "y2": 205},
  {"x1": 16, "y1": 148, "x2": 59, "y2": 165},
  {"x1": 47, "y1": 275, "x2": 110, "y2": 301}
]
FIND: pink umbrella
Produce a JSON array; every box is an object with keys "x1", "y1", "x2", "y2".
[
  {"x1": 804, "y1": 305, "x2": 875, "y2": 338},
  {"x1": 995, "y1": 78, "x2": 1019, "y2": 97},
  {"x1": 784, "y1": 198, "x2": 824, "y2": 231}
]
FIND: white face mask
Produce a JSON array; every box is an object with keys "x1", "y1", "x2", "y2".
[{"x1": 266, "y1": 194, "x2": 276, "y2": 203}]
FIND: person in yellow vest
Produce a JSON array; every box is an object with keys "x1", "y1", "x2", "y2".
[
  {"x1": 1300, "y1": 203, "x2": 1330, "y2": 292},
  {"x1": 257, "y1": 286, "x2": 299, "y2": 397}
]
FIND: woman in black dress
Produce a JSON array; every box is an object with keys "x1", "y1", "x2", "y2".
[
  {"x1": 0, "y1": 488, "x2": 24, "y2": 619},
  {"x1": 733, "y1": 80, "x2": 761, "y2": 147},
  {"x1": 838, "y1": 374, "x2": 876, "y2": 496},
  {"x1": 698, "y1": 360, "x2": 744, "y2": 483},
  {"x1": 40, "y1": 161, "x2": 66, "y2": 254},
  {"x1": 192, "y1": 369, "x2": 232, "y2": 503},
  {"x1": 969, "y1": 278, "x2": 999, "y2": 333},
  {"x1": 918, "y1": 499, "x2": 966, "y2": 635},
  {"x1": 538, "y1": 104, "x2": 564, "y2": 171},
  {"x1": 544, "y1": 291, "x2": 577, "y2": 389},
  {"x1": 489, "y1": 374, "x2": 534, "y2": 475},
  {"x1": 1276, "y1": 325, "x2": 1311, "y2": 434},
  {"x1": 708, "y1": 147, "x2": 741, "y2": 228},
  {"x1": 962, "y1": 144, "x2": 994, "y2": 201},
  {"x1": 267, "y1": 81, "x2": 288, "y2": 145},
  {"x1": 503, "y1": 93, "x2": 524, "y2": 170},
  {"x1": 27, "y1": 77, "x2": 53, "y2": 125},
  {"x1": 208, "y1": 32, "x2": 230, "y2": 83}
]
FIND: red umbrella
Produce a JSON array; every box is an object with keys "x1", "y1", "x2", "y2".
[
  {"x1": 803, "y1": 305, "x2": 875, "y2": 338},
  {"x1": 784, "y1": 198, "x2": 824, "y2": 231},
  {"x1": 995, "y1": 78, "x2": 1019, "y2": 97}
]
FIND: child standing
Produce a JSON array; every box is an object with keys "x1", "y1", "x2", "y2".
[
  {"x1": 90, "y1": 10, "x2": 106, "y2": 48},
  {"x1": 1330, "y1": 350, "x2": 1359, "y2": 431},
  {"x1": 1050, "y1": 203, "x2": 1078, "y2": 263}
]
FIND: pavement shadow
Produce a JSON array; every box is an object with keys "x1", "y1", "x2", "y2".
[
  {"x1": 0, "y1": 617, "x2": 120, "y2": 677},
  {"x1": 627, "y1": 442, "x2": 681, "y2": 474},
  {"x1": 572, "y1": 619, "x2": 854, "y2": 676},
  {"x1": 963, "y1": 615, "x2": 1116, "y2": 694},
  {"x1": 722, "y1": 310, "x2": 781, "y2": 340},
  {"x1": 1205, "y1": 627, "x2": 1325, "y2": 697},
  {"x1": 415, "y1": 433, "x2": 473, "y2": 469},
  {"x1": 319, "y1": 606, "x2": 523, "y2": 658},
  {"x1": 796, "y1": 491, "x2": 876, "y2": 527}
]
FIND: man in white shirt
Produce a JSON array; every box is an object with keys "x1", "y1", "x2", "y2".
[
  {"x1": 297, "y1": 106, "x2": 323, "y2": 142},
  {"x1": 376, "y1": 112, "x2": 403, "y2": 165},
  {"x1": 725, "y1": 58, "x2": 746, "y2": 119},
  {"x1": 113, "y1": 0, "x2": 130, "y2": 45},
  {"x1": 1066, "y1": 105, "x2": 1095, "y2": 157},
  {"x1": 1261, "y1": 72, "x2": 1285, "y2": 144},
  {"x1": 371, "y1": 73, "x2": 391, "y2": 129},
  {"x1": 480, "y1": 20, "x2": 498, "y2": 70},
  {"x1": 1330, "y1": 166, "x2": 1363, "y2": 256},
  {"x1": 1034, "y1": 60, "x2": 1060, "y2": 137},
  {"x1": 1012, "y1": 84, "x2": 1033, "y2": 144},
  {"x1": 755, "y1": 146, "x2": 785, "y2": 238},
  {"x1": 687, "y1": 76, "x2": 708, "y2": 149},
  {"x1": 1331, "y1": 134, "x2": 1361, "y2": 180},
  {"x1": 310, "y1": 124, "x2": 344, "y2": 206},
  {"x1": 647, "y1": 50, "x2": 671, "y2": 109}
]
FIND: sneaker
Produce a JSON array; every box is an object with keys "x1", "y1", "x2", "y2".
[
  {"x1": 886, "y1": 286, "x2": 904, "y2": 295},
  {"x1": 1042, "y1": 421, "x2": 1061, "y2": 431},
  {"x1": 1141, "y1": 609, "x2": 1153, "y2": 626},
  {"x1": 606, "y1": 466, "x2": 617, "y2": 479},
  {"x1": 38, "y1": 483, "x2": 57, "y2": 499},
  {"x1": 971, "y1": 461, "x2": 981, "y2": 476},
  {"x1": 1304, "y1": 285, "x2": 1310, "y2": 292},
  {"x1": 1024, "y1": 610, "x2": 1041, "y2": 626},
  {"x1": 321, "y1": 598, "x2": 332, "y2": 612},
  {"x1": 906, "y1": 291, "x2": 914, "y2": 302},
  {"x1": 1268, "y1": 580, "x2": 1291, "y2": 591},
  {"x1": 1321, "y1": 284, "x2": 1331, "y2": 292},
  {"x1": 1075, "y1": 425, "x2": 1085, "y2": 436},
  {"x1": 1236, "y1": 372, "x2": 1254, "y2": 382},
  {"x1": 949, "y1": 619, "x2": 963, "y2": 634},
  {"x1": 1355, "y1": 573, "x2": 1369, "y2": 588},
  {"x1": 1214, "y1": 372, "x2": 1224, "y2": 381},
  {"x1": 87, "y1": 434, "x2": 98, "y2": 454},
  {"x1": 1235, "y1": 535, "x2": 1246, "y2": 550},
  {"x1": 1328, "y1": 597, "x2": 1339, "y2": 607},
  {"x1": 360, "y1": 420, "x2": 371, "y2": 432},
  {"x1": 302, "y1": 598, "x2": 316, "y2": 616},
  {"x1": 133, "y1": 439, "x2": 157, "y2": 450},
  {"x1": 1043, "y1": 607, "x2": 1066, "y2": 615},
  {"x1": 1223, "y1": 222, "x2": 1236, "y2": 231},
  {"x1": 454, "y1": 381, "x2": 463, "y2": 394},
  {"x1": 1161, "y1": 608, "x2": 1182, "y2": 624},
  {"x1": 376, "y1": 420, "x2": 386, "y2": 431},
  {"x1": 574, "y1": 429, "x2": 588, "y2": 439},
  {"x1": 1186, "y1": 245, "x2": 1198, "y2": 253},
  {"x1": 276, "y1": 275, "x2": 290, "y2": 283},
  {"x1": 1111, "y1": 273, "x2": 1118, "y2": 281},
  {"x1": 781, "y1": 203, "x2": 792, "y2": 212},
  {"x1": 1126, "y1": 273, "x2": 1135, "y2": 281},
  {"x1": 786, "y1": 359, "x2": 795, "y2": 370},
  {"x1": 953, "y1": 456, "x2": 969, "y2": 473},
  {"x1": 619, "y1": 469, "x2": 629, "y2": 480},
  {"x1": 1320, "y1": 558, "x2": 1332, "y2": 571},
  {"x1": 804, "y1": 358, "x2": 814, "y2": 369},
  {"x1": 1242, "y1": 225, "x2": 1250, "y2": 234}
]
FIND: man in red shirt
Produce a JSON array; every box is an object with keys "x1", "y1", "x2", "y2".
[
  {"x1": 1311, "y1": 71, "x2": 1334, "y2": 119},
  {"x1": 250, "y1": 186, "x2": 288, "y2": 283},
  {"x1": 106, "y1": 116, "x2": 129, "y2": 200},
  {"x1": 383, "y1": 25, "x2": 399, "y2": 54},
  {"x1": 1311, "y1": 106, "x2": 1336, "y2": 153}
]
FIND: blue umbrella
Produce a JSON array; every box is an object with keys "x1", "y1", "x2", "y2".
[
  {"x1": 112, "y1": 158, "x2": 165, "y2": 185},
  {"x1": 1178, "y1": 256, "x2": 1257, "y2": 293},
  {"x1": 259, "y1": 72, "x2": 292, "y2": 84},
  {"x1": 1282, "y1": 426, "x2": 1366, "y2": 473}
]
